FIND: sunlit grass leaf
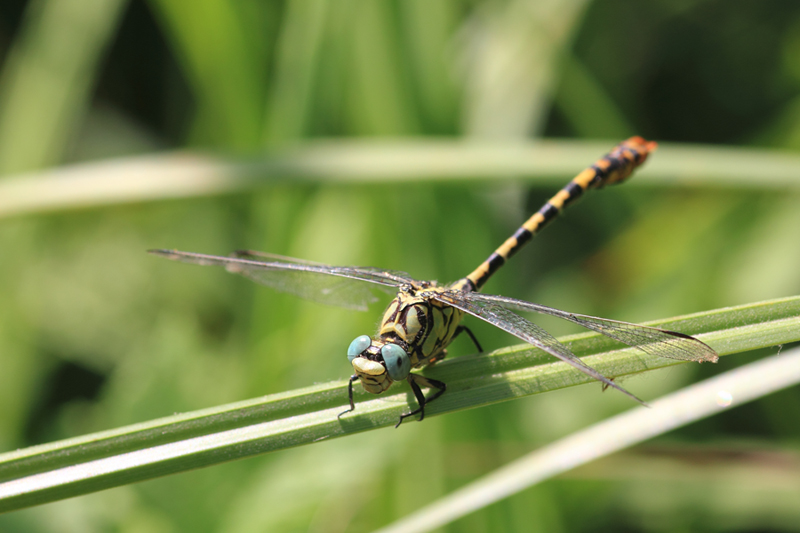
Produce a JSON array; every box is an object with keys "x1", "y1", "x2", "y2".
[
  {"x1": 2, "y1": 139, "x2": 800, "y2": 219},
  {"x1": 0, "y1": 295, "x2": 797, "y2": 513}
]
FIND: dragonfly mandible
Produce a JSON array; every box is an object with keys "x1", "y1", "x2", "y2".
[{"x1": 150, "y1": 137, "x2": 718, "y2": 427}]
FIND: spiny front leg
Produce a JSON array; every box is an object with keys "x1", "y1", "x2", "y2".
[{"x1": 395, "y1": 373, "x2": 447, "y2": 428}]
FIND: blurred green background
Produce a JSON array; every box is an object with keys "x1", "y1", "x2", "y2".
[{"x1": 1, "y1": 0, "x2": 800, "y2": 531}]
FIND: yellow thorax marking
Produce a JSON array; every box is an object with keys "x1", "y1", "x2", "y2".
[{"x1": 377, "y1": 286, "x2": 464, "y2": 363}]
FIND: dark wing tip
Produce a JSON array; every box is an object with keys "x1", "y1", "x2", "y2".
[
  {"x1": 661, "y1": 329, "x2": 719, "y2": 363},
  {"x1": 148, "y1": 248, "x2": 177, "y2": 257},
  {"x1": 147, "y1": 249, "x2": 212, "y2": 264}
]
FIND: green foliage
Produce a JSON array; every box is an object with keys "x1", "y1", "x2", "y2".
[
  {"x1": 0, "y1": 0, "x2": 799, "y2": 531},
  {"x1": 0, "y1": 296, "x2": 798, "y2": 515}
]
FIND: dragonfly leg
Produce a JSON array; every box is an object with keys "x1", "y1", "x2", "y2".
[
  {"x1": 338, "y1": 375, "x2": 359, "y2": 419},
  {"x1": 395, "y1": 374, "x2": 447, "y2": 428},
  {"x1": 454, "y1": 325, "x2": 483, "y2": 352}
]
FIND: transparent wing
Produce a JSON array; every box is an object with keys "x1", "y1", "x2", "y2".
[
  {"x1": 469, "y1": 293, "x2": 718, "y2": 363},
  {"x1": 231, "y1": 249, "x2": 417, "y2": 284},
  {"x1": 434, "y1": 291, "x2": 644, "y2": 403},
  {"x1": 149, "y1": 249, "x2": 413, "y2": 311}
]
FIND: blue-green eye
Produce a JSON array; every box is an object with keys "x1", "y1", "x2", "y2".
[
  {"x1": 381, "y1": 344, "x2": 411, "y2": 381},
  {"x1": 348, "y1": 335, "x2": 371, "y2": 362}
]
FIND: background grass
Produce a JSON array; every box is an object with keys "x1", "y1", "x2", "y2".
[{"x1": 0, "y1": 0, "x2": 799, "y2": 531}]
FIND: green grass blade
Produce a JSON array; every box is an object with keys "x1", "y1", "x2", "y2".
[
  {"x1": 262, "y1": 0, "x2": 328, "y2": 142},
  {"x1": 0, "y1": 295, "x2": 798, "y2": 512},
  {"x1": 2, "y1": 139, "x2": 800, "y2": 219},
  {"x1": 552, "y1": 54, "x2": 635, "y2": 139},
  {"x1": 147, "y1": 0, "x2": 266, "y2": 149},
  {"x1": 376, "y1": 345, "x2": 800, "y2": 533},
  {"x1": 0, "y1": 0, "x2": 127, "y2": 175}
]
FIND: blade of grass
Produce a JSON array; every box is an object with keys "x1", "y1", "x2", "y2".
[
  {"x1": 0, "y1": 0, "x2": 128, "y2": 175},
  {"x1": 553, "y1": 54, "x2": 635, "y2": 138},
  {"x1": 374, "y1": 346, "x2": 800, "y2": 533},
  {"x1": 1, "y1": 139, "x2": 800, "y2": 219},
  {"x1": 147, "y1": 0, "x2": 266, "y2": 149},
  {"x1": 262, "y1": 0, "x2": 328, "y2": 142},
  {"x1": 0, "y1": 295, "x2": 797, "y2": 512},
  {"x1": 460, "y1": 0, "x2": 590, "y2": 136}
]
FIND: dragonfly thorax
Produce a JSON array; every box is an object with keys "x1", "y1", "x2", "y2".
[
  {"x1": 346, "y1": 287, "x2": 465, "y2": 394},
  {"x1": 380, "y1": 288, "x2": 464, "y2": 362}
]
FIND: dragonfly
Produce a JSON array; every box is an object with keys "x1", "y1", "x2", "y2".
[{"x1": 150, "y1": 137, "x2": 718, "y2": 427}]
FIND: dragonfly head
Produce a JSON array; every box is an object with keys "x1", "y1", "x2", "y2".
[{"x1": 347, "y1": 335, "x2": 411, "y2": 394}]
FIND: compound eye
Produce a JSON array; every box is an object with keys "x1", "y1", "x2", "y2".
[
  {"x1": 347, "y1": 335, "x2": 372, "y2": 362},
  {"x1": 381, "y1": 344, "x2": 411, "y2": 381}
]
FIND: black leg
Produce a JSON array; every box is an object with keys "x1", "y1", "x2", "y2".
[
  {"x1": 338, "y1": 375, "x2": 359, "y2": 419},
  {"x1": 454, "y1": 325, "x2": 483, "y2": 352},
  {"x1": 395, "y1": 373, "x2": 447, "y2": 428},
  {"x1": 396, "y1": 378, "x2": 427, "y2": 428}
]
